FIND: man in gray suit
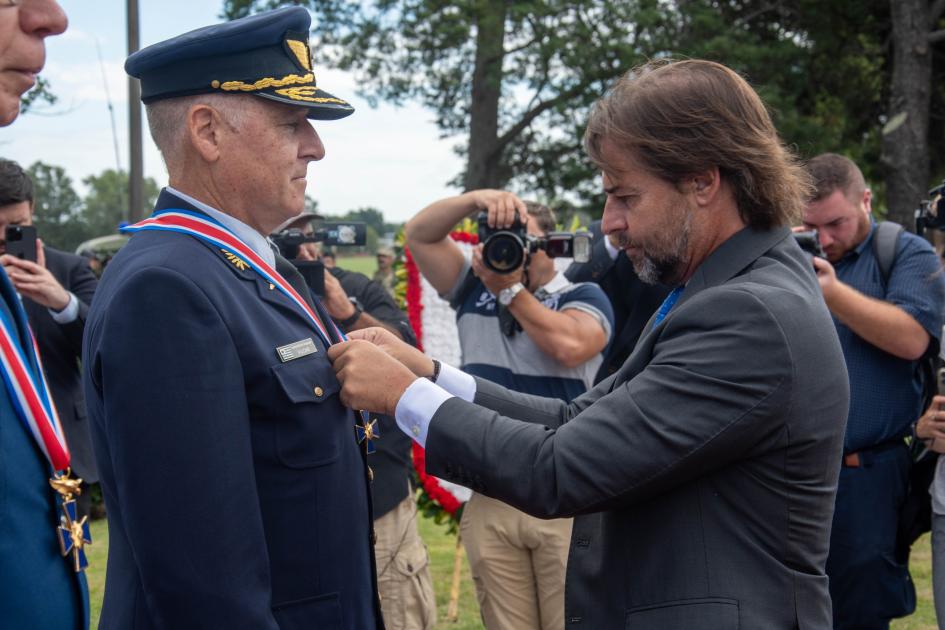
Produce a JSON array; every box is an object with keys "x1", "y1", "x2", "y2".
[{"x1": 329, "y1": 59, "x2": 849, "y2": 629}]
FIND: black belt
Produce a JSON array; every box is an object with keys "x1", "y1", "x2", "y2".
[{"x1": 842, "y1": 440, "x2": 907, "y2": 468}]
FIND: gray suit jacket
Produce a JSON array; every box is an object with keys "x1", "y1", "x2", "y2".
[{"x1": 426, "y1": 226, "x2": 848, "y2": 629}]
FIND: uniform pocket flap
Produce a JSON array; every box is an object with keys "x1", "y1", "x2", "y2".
[
  {"x1": 272, "y1": 591, "x2": 343, "y2": 629},
  {"x1": 272, "y1": 357, "x2": 339, "y2": 404}
]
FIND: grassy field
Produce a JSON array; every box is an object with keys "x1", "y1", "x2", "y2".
[
  {"x1": 84, "y1": 516, "x2": 939, "y2": 629},
  {"x1": 85, "y1": 514, "x2": 484, "y2": 629},
  {"x1": 336, "y1": 255, "x2": 378, "y2": 277}
]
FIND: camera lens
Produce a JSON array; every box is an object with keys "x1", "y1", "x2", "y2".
[{"x1": 483, "y1": 232, "x2": 525, "y2": 273}]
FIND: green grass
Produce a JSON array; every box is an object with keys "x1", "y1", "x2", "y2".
[
  {"x1": 336, "y1": 255, "x2": 377, "y2": 277},
  {"x1": 83, "y1": 518, "x2": 938, "y2": 629},
  {"x1": 85, "y1": 512, "x2": 483, "y2": 629},
  {"x1": 892, "y1": 533, "x2": 938, "y2": 630}
]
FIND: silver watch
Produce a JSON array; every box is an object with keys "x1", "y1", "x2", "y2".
[{"x1": 498, "y1": 282, "x2": 525, "y2": 306}]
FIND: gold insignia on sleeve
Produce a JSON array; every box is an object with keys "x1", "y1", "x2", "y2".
[
  {"x1": 286, "y1": 39, "x2": 312, "y2": 71},
  {"x1": 221, "y1": 250, "x2": 248, "y2": 271}
]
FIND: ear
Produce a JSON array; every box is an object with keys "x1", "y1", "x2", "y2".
[
  {"x1": 187, "y1": 104, "x2": 224, "y2": 163},
  {"x1": 861, "y1": 188, "x2": 873, "y2": 215},
  {"x1": 688, "y1": 167, "x2": 721, "y2": 208}
]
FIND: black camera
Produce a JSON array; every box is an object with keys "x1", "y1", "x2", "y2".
[
  {"x1": 476, "y1": 212, "x2": 591, "y2": 274},
  {"x1": 793, "y1": 230, "x2": 827, "y2": 259},
  {"x1": 915, "y1": 181, "x2": 945, "y2": 237},
  {"x1": 270, "y1": 222, "x2": 367, "y2": 260}
]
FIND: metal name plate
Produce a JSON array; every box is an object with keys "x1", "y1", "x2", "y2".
[{"x1": 276, "y1": 338, "x2": 318, "y2": 363}]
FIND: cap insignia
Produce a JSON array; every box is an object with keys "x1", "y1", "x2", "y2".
[{"x1": 286, "y1": 39, "x2": 312, "y2": 71}]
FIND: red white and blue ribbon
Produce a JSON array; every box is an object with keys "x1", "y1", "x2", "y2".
[
  {"x1": 0, "y1": 302, "x2": 70, "y2": 471},
  {"x1": 121, "y1": 209, "x2": 344, "y2": 348}
]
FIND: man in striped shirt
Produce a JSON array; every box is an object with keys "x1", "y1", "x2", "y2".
[{"x1": 405, "y1": 190, "x2": 613, "y2": 630}]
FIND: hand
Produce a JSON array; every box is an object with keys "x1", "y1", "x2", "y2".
[
  {"x1": 471, "y1": 246, "x2": 523, "y2": 295},
  {"x1": 328, "y1": 339, "x2": 418, "y2": 415},
  {"x1": 916, "y1": 395, "x2": 945, "y2": 453},
  {"x1": 811, "y1": 256, "x2": 838, "y2": 298},
  {"x1": 321, "y1": 271, "x2": 356, "y2": 320},
  {"x1": 1, "y1": 240, "x2": 71, "y2": 311},
  {"x1": 468, "y1": 189, "x2": 528, "y2": 229},
  {"x1": 346, "y1": 327, "x2": 434, "y2": 377}
]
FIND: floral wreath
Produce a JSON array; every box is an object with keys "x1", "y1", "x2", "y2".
[{"x1": 393, "y1": 220, "x2": 478, "y2": 532}]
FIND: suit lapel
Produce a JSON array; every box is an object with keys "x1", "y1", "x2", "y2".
[{"x1": 609, "y1": 226, "x2": 791, "y2": 391}]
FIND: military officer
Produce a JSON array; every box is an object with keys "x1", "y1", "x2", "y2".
[{"x1": 83, "y1": 8, "x2": 382, "y2": 629}]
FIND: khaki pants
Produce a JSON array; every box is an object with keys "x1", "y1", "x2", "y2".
[
  {"x1": 375, "y1": 494, "x2": 437, "y2": 630},
  {"x1": 461, "y1": 493, "x2": 572, "y2": 630}
]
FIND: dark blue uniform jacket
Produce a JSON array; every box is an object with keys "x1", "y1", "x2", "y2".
[{"x1": 83, "y1": 191, "x2": 381, "y2": 629}]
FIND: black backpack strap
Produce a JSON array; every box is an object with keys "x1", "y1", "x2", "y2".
[
  {"x1": 871, "y1": 221, "x2": 939, "y2": 408},
  {"x1": 871, "y1": 220, "x2": 904, "y2": 290}
]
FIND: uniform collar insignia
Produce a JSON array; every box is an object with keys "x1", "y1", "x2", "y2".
[{"x1": 221, "y1": 249, "x2": 249, "y2": 271}]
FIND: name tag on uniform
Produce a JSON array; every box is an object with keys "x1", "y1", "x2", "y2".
[{"x1": 276, "y1": 338, "x2": 318, "y2": 363}]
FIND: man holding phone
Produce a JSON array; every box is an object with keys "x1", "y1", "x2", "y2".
[{"x1": 0, "y1": 159, "x2": 99, "y2": 520}]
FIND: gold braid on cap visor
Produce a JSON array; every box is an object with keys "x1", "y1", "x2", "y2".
[
  {"x1": 273, "y1": 86, "x2": 348, "y2": 104},
  {"x1": 210, "y1": 73, "x2": 314, "y2": 92}
]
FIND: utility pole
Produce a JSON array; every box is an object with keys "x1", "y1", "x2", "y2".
[{"x1": 127, "y1": 0, "x2": 143, "y2": 223}]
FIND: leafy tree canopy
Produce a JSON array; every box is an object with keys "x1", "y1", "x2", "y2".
[{"x1": 223, "y1": 0, "x2": 942, "y2": 222}]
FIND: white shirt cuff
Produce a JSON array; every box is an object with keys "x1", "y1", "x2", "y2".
[
  {"x1": 435, "y1": 362, "x2": 476, "y2": 402},
  {"x1": 394, "y1": 377, "x2": 454, "y2": 448},
  {"x1": 49, "y1": 292, "x2": 78, "y2": 324}
]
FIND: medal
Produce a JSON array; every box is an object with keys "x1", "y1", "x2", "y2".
[
  {"x1": 0, "y1": 290, "x2": 90, "y2": 572},
  {"x1": 50, "y1": 469, "x2": 91, "y2": 572},
  {"x1": 356, "y1": 418, "x2": 380, "y2": 454}
]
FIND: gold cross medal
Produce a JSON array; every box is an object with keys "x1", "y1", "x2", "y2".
[
  {"x1": 49, "y1": 470, "x2": 92, "y2": 572},
  {"x1": 356, "y1": 416, "x2": 380, "y2": 454}
]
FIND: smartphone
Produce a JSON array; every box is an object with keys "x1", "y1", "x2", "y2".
[
  {"x1": 5, "y1": 225, "x2": 37, "y2": 262},
  {"x1": 938, "y1": 367, "x2": 945, "y2": 397}
]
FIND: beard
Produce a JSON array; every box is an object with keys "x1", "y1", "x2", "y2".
[{"x1": 625, "y1": 205, "x2": 692, "y2": 286}]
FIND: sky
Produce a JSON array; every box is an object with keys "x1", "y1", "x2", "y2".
[{"x1": 1, "y1": 0, "x2": 465, "y2": 224}]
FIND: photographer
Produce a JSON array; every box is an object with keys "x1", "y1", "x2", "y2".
[
  {"x1": 404, "y1": 190, "x2": 613, "y2": 630},
  {"x1": 273, "y1": 212, "x2": 435, "y2": 630},
  {"x1": 801, "y1": 153, "x2": 945, "y2": 629}
]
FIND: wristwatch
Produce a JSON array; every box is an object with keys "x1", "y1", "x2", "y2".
[
  {"x1": 335, "y1": 300, "x2": 362, "y2": 330},
  {"x1": 498, "y1": 282, "x2": 525, "y2": 306}
]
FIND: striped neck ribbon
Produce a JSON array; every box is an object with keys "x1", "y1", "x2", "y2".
[
  {"x1": 122, "y1": 209, "x2": 343, "y2": 348},
  {"x1": 0, "y1": 298, "x2": 70, "y2": 471}
]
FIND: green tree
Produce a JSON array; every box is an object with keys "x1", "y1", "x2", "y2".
[
  {"x1": 223, "y1": 0, "x2": 945, "y2": 224},
  {"x1": 222, "y1": 0, "x2": 666, "y2": 203},
  {"x1": 20, "y1": 77, "x2": 58, "y2": 115},
  {"x1": 82, "y1": 169, "x2": 159, "y2": 238},
  {"x1": 26, "y1": 161, "x2": 88, "y2": 252},
  {"x1": 343, "y1": 207, "x2": 386, "y2": 234}
]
